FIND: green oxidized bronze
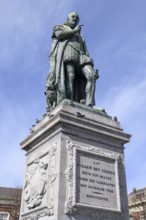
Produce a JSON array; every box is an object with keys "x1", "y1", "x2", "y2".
[{"x1": 45, "y1": 12, "x2": 99, "y2": 112}]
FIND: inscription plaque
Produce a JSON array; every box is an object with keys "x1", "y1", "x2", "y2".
[{"x1": 74, "y1": 149, "x2": 120, "y2": 212}]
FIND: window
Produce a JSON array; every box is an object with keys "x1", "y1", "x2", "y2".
[
  {"x1": 137, "y1": 193, "x2": 144, "y2": 201},
  {"x1": 140, "y1": 213, "x2": 145, "y2": 220},
  {"x1": 0, "y1": 212, "x2": 9, "y2": 220},
  {"x1": 129, "y1": 215, "x2": 133, "y2": 220}
]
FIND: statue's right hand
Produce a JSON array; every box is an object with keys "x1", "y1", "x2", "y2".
[{"x1": 74, "y1": 25, "x2": 81, "y2": 33}]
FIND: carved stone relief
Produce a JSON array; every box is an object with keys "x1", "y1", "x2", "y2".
[
  {"x1": 24, "y1": 158, "x2": 48, "y2": 210},
  {"x1": 22, "y1": 142, "x2": 57, "y2": 218}
]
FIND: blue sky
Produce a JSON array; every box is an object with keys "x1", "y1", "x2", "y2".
[{"x1": 0, "y1": 0, "x2": 146, "y2": 193}]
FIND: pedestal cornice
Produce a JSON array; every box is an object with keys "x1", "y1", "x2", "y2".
[{"x1": 20, "y1": 100, "x2": 131, "y2": 151}]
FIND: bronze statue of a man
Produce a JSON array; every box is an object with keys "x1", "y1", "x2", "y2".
[{"x1": 45, "y1": 12, "x2": 98, "y2": 112}]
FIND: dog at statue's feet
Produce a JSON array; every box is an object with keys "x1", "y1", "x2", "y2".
[{"x1": 45, "y1": 73, "x2": 57, "y2": 112}]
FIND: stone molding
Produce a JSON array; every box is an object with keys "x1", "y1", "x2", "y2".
[
  {"x1": 20, "y1": 101, "x2": 131, "y2": 151},
  {"x1": 21, "y1": 207, "x2": 53, "y2": 220}
]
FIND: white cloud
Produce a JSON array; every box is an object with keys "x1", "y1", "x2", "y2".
[
  {"x1": 0, "y1": 0, "x2": 75, "y2": 69},
  {"x1": 98, "y1": 75, "x2": 146, "y2": 192},
  {"x1": 105, "y1": 79, "x2": 146, "y2": 120},
  {"x1": 0, "y1": 92, "x2": 46, "y2": 187}
]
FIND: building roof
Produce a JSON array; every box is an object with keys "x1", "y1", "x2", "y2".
[
  {"x1": 129, "y1": 186, "x2": 146, "y2": 196},
  {"x1": 0, "y1": 187, "x2": 22, "y2": 205},
  {"x1": 128, "y1": 186, "x2": 146, "y2": 207},
  {"x1": 0, "y1": 187, "x2": 21, "y2": 199}
]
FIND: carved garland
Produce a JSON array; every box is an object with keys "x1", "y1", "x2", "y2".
[
  {"x1": 64, "y1": 141, "x2": 74, "y2": 214},
  {"x1": 47, "y1": 142, "x2": 57, "y2": 215}
]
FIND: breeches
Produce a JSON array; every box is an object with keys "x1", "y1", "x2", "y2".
[{"x1": 63, "y1": 45, "x2": 93, "y2": 67}]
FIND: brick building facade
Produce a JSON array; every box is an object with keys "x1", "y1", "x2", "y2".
[
  {"x1": 0, "y1": 187, "x2": 21, "y2": 220},
  {"x1": 128, "y1": 187, "x2": 146, "y2": 220}
]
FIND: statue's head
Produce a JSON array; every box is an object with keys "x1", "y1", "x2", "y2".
[{"x1": 67, "y1": 12, "x2": 80, "y2": 28}]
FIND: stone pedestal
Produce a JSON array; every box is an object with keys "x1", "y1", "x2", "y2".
[{"x1": 20, "y1": 100, "x2": 131, "y2": 220}]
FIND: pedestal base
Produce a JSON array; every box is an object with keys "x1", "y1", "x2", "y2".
[{"x1": 20, "y1": 100, "x2": 131, "y2": 220}]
